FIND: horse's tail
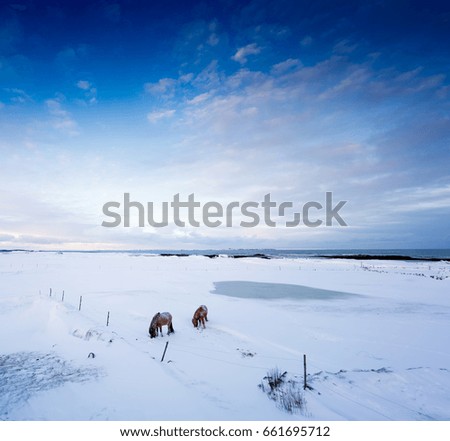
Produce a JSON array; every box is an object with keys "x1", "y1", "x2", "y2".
[{"x1": 169, "y1": 320, "x2": 175, "y2": 334}]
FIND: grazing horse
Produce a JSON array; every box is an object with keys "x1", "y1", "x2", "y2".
[
  {"x1": 192, "y1": 305, "x2": 208, "y2": 329},
  {"x1": 149, "y1": 312, "x2": 174, "y2": 338}
]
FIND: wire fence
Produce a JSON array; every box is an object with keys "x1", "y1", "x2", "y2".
[{"x1": 37, "y1": 285, "x2": 439, "y2": 420}]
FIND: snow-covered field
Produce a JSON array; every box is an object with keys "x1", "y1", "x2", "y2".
[{"x1": 1, "y1": 251, "x2": 449, "y2": 421}]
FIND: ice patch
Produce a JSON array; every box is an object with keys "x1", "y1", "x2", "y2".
[{"x1": 212, "y1": 281, "x2": 360, "y2": 300}]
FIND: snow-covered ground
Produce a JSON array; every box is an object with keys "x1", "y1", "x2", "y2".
[{"x1": 0, "y1": 251, "x2": 449, "y2": 421}]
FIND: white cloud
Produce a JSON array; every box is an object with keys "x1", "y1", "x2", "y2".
[
  {"x1": 52, "y1": 118, "x2": 79, "y2": 133},
  {"x1": 192, "y1": 60, "x2": 221, "y2": 89},
  {"x1": 300, "y1": 35, "x2": 313, "y2": 47},
  {"x1": 231, "y1": 43, "x2": 261, "y2": 64},
  {"x1": 45, "y1": 98, "x2": 79, "y2": 135},
  {"x1": 0, "y1": 233, "x2": 15, "y2": 242},
  {"x1": 76, "y1": 80, "x2": 97, "y2": 104},
  {"x1": 318, "y1": 67, "x2": 370, "y2": 101},
  {"x1": 46, "y1": 98, "x2": 67, "y2": 115},
  {"x1": 179, "y1": 73, "x2": 194, "y2": 84},
  {"x1": 207, "y1": 33, "x2": 219, "y2": 46},
  {"x1": 144, "y1": 74, "x2": 196, "y2": 101},
  {"x1": 271, "y1": 58, "x2": 301, "y2": 75},
  {"x1": 385, "y1": 185, "x2": 450, "y2": 213},
  {"x1": 187, "y1": 92, "x2": 210, "y2": 105},
  {"x1": 77, "y1": 80, "x2": 91, "y2": 90},
  {"x1": 147, "y1": 109, "x2": 176, "y2": 123},
  {"x1": 5, "y1": 88, "x2": 33, "y2": 104},
  {"x1": 55, "y1": 45, "x2": 89, "y2": 67},
  {"x1": 333, "y1": 39, "x2": 358, "y2": 54},
  {"x1": 145, "y1": 78, "x2": 177, "y2": 95}
]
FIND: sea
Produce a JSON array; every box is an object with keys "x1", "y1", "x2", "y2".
[
  {"x1": 3, "y1": 248, "x2": 450, "y2": 260},
  {"x1": 70, "y1": 248, "x2": 450, "y2": 259}
]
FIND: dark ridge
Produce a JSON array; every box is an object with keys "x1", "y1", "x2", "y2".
[
  {"x1": 157, "y1": 253, "x2": 219, "y2": 258},
  {"x1": 318, "y1": 254, "x2": 450, "y2": 262},
  {"x1": 156, "y1": 252, "x2": 271, "y2": 259},
  {"x1": 230, "y1": 253, "x2": 271, "y2": 259},
  {"x1": 0, "y1": 249, "x2": 29, "y2": 253}
]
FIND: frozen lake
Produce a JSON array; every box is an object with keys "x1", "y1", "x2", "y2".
[{"x1": 212, "y1": 281, "x2": 360, "y2": 300}]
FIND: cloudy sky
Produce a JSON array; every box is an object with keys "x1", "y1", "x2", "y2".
[{"x1": 1, "y1": 0, "x2": 449, "y2": 250}]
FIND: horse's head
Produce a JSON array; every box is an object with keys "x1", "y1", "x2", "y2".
[
  {"x1": 192, "y1": 317, "x2": 198, "y2": 327},
  {"x1": 149, "y1": 312, "x2": 160, "y2": 338}
]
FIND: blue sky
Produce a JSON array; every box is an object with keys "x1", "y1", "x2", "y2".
[{"x1": 1, "y1": 0, "x2": 449, "y2": 250}]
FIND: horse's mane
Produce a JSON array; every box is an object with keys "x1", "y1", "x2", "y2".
[{"x1": 150, "y1": 312, "x2": 161, "y2": 328}]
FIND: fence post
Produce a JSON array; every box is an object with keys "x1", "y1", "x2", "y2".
[
  {"x1": 106, "y1": 311, "x2": 110, "y2": 327},
  {"x1": 161, "y1": 341, "x2": 169, "y2": 362},
  {"x1": 78, "y1": 295, "x2": 83, "y2": 311},
  {"x1": 62, "y1": 290, "x2": 65, "y2": 302},
  {"x1": 303, "y1": 354, "x2": 307, "y2": 390},
  {"x1": 49, "y1": 288, "x2": 52, "y2": 297}
]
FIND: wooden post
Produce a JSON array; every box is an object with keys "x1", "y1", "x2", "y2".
[
  {"x1": 49, "y1": 288, "x2": 52, "y2": 297},
  {"x1": 106, "y1": 311, "x2": 110, "y2": 327},
  {"x1": 161, "y1": 341, "x2": 169, "y2": 362},
  {"x1": 62, "y1": 290, "x2": 65, "y2": 302},
  {"x1": 303, "y1": 354, "x2": 307, "y2": 390},
  {"x1": 78, "y1": 295, "x2": 83, "y2": 311}
]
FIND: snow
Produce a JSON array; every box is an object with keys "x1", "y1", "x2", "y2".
[{"x1": 0, "y1": 251, "x2": 449, "y2": 421}]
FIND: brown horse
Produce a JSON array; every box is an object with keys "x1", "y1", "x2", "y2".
[
  {"x1": 149, "y1": 312, "x2": 174, "y2": 338},
  {"x1": 192, "y1": 305, "x2": 208, "y2": 329}
]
